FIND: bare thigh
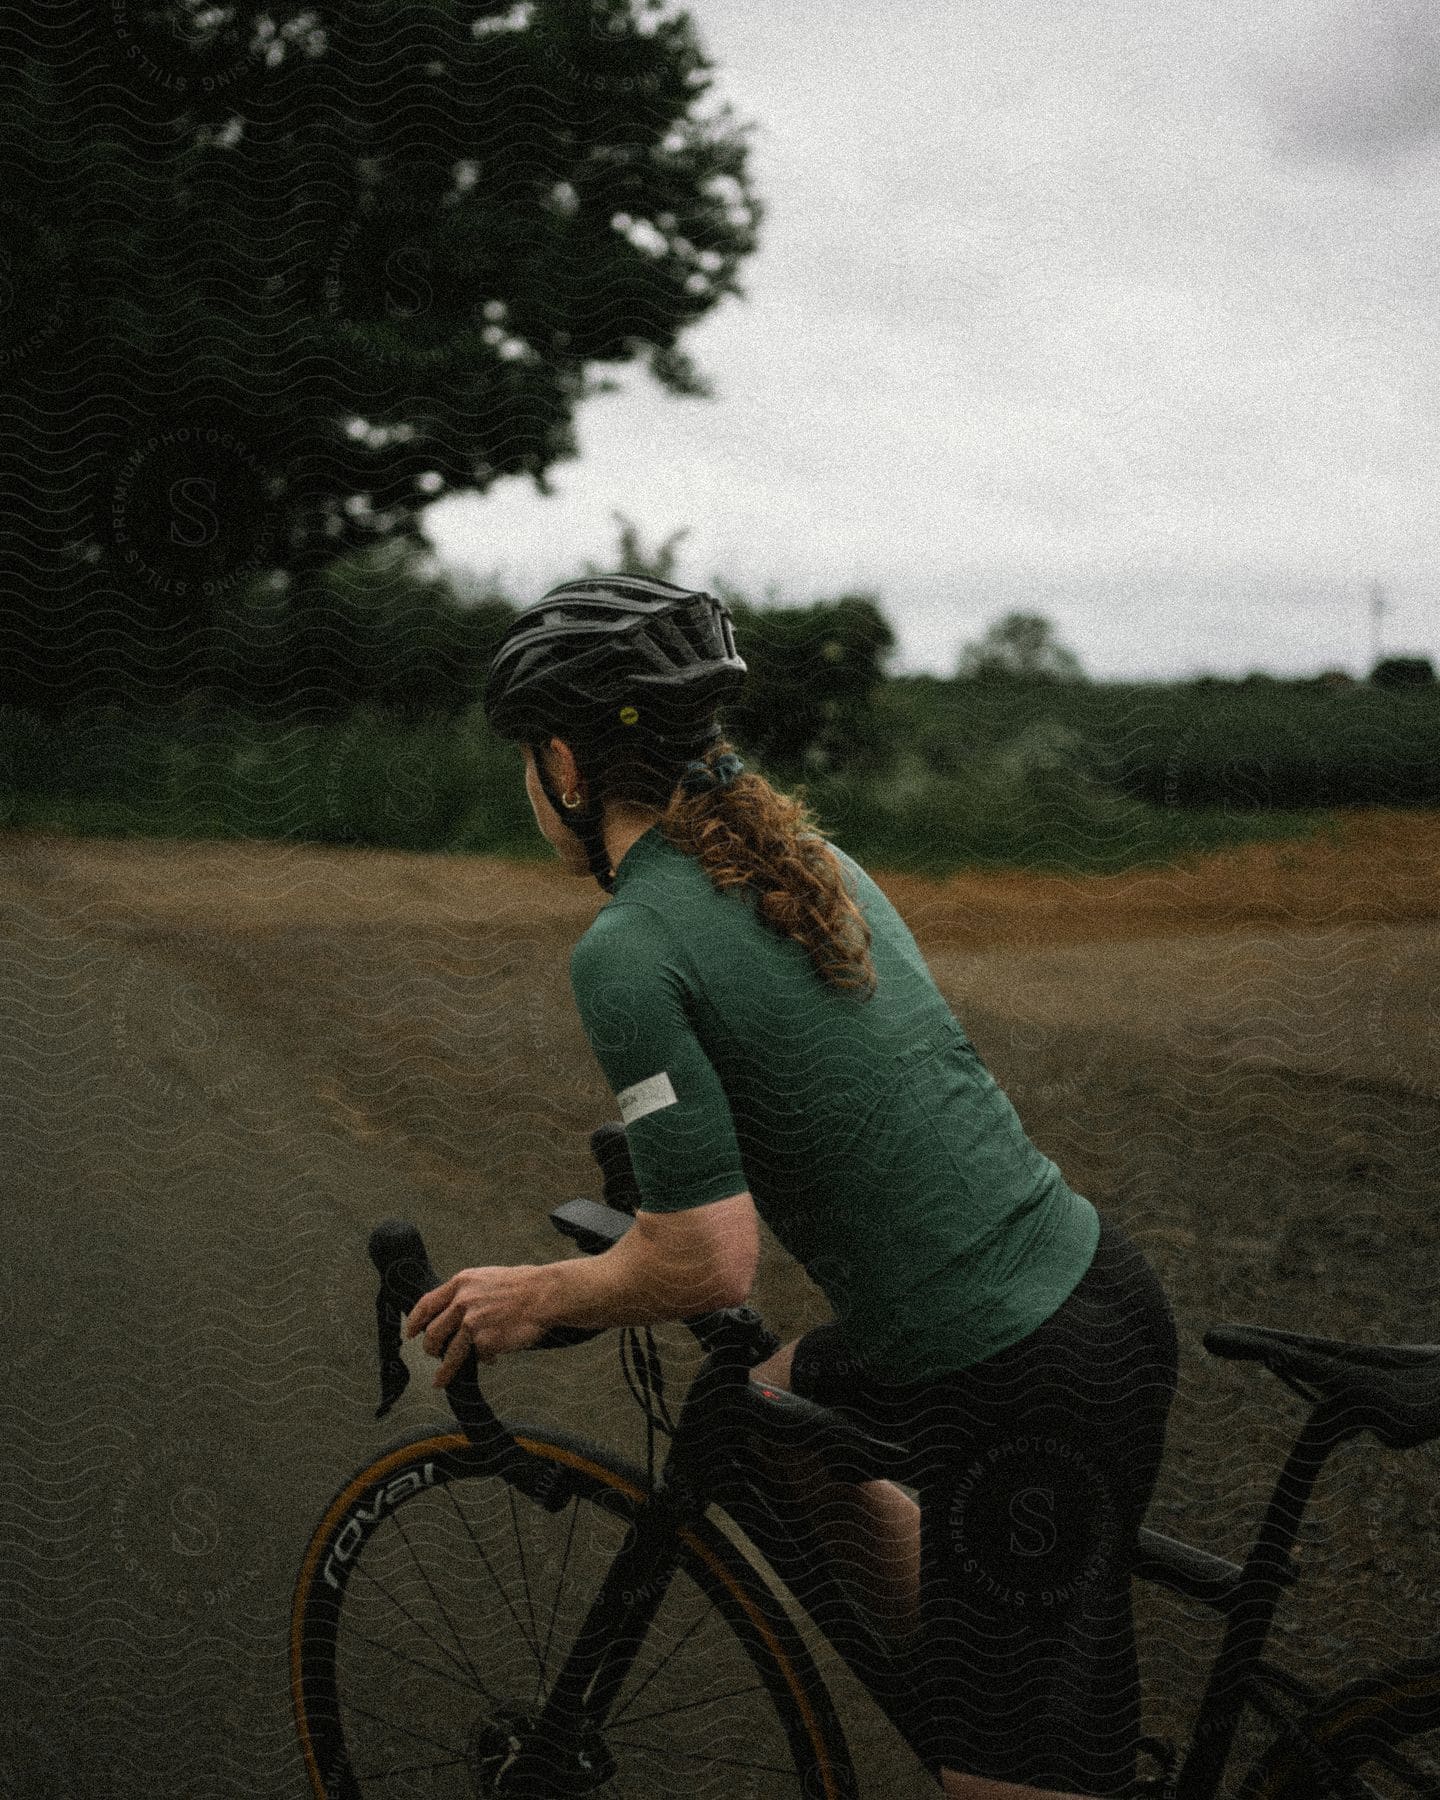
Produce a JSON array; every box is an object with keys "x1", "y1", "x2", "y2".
[{"x1": 750, "y1": 1337, "x2": 799, "y2": 1390}]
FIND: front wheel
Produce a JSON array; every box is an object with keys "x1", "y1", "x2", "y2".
[
  {"x1": 291, "y1": 1420, "x2": 856, "y2": 1799},
  {"x1": 1239, "y1": 1653, "x2": 1440, "y2": 1798}
]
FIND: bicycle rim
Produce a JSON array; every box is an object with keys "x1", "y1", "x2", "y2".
[
  {"x1": 291, "y1": 1421, "x2": 855, "y2": 1799},
  {"x1": 1241, "y1": 1656, "x2": 1440, "y2": 1799}
]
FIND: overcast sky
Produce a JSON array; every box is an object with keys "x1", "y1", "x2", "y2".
[{"x1": 424, "y1": 0, "x2": 1440, "y2": 680}]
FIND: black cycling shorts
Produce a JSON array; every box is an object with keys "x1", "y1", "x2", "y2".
[{"x1": 788, "y1": 1214, "x2": 1179, "y2": 1797}]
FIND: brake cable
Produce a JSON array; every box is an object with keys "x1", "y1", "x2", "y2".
[
  {"x1": 591, "y1": 1125, "x2": 682, "y2": 1487},
  {"x1": 619, "y1": 1324, "x2": 677, "y2": 1488}
]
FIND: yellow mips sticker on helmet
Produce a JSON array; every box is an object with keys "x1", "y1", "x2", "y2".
[{"x1": 618, "y1": 705, "x2": 639, "y2": 725}]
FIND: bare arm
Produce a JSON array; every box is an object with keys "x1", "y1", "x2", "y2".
[
  {"x1": 533, "y1": 1192, "x2": 760, "y2": 1329},
  {"x1": 408, "y1": 1194, "x2": 760, "y2": 1384}
]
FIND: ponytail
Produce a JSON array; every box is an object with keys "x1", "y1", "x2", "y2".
[{"x1": 655, "y1": 739, "x2": 877, "y2": 999}]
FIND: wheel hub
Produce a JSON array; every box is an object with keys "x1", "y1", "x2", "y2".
[{"x1": 468, "y1": 1702, "x2": 616, "y2": 1798}]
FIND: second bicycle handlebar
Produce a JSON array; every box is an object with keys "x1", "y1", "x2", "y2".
[{"x1": 367, "y1": 1217, "x2": 603, "y2": 1417}]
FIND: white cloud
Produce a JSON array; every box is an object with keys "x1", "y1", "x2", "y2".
[
  {"x1": 1265, "y1": 0, "x2": 1440, "y2": 163},
  {"x1": 424, "y1": 0, "x2": 1440, "y2": 678}
]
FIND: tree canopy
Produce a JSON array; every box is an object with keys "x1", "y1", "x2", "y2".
[
  {"x1": 955, "y1": 611, "x2": 1086, "y2": 684},
  {"x1": 584, "y1": 511, "x2": 691, "y2": 582},
  {"x1": 0, "y1": 0, "x2": 760, "y2": 710},
  {"x1": 723, "y1": 590, "x2": 897, "y2": 772},
  {"x1": 1370, "y1": 655, "x2": 1435, "y2": 688}
]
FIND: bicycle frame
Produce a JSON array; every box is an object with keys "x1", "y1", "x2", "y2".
[
  {"x1": 394, "y1": 1358, "x2": 715, "y2": 1790},
  {"x1": 1166, "y1": 1398, "x2": 1357, "y2": 1800},
  {"x1": 422, "y1": 1326, "x2": 932, "y2": 1782},
  {"x1": 369, "y1": 1211, "x2": 1388, "y2": 1800},
  {"x1": 657, "y1": 1365, "x2": 1367, "y2": 1799},
  {"x1": 497, "y1": 1358, "x2": 1371, "y2": 1798}
]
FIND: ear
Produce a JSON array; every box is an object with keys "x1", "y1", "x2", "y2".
[{"x1": 549, "y1": 736, "x2": 580, "y2": 791}]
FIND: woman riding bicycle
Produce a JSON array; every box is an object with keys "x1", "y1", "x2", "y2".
[{"x1": 408, "y1": 575, "x2": 1180, "y2": 1800}]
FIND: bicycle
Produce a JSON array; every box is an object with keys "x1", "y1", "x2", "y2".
[{"x1": 291, "y1": 1124, "x2": 1440, "y2": 1797}]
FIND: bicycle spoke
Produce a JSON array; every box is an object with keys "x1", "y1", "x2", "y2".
[
  {"x1": 608, "y1": 1599, "x2": 713, "y2": 1726},
  {"x1": 350, "y1": 1754, "x2": 470, "y2": 1783},
  {"x1": 350, "y1": 1559, "x2": 480, "y2": 1693},
  {"x1": 442, "y1": 1478, "x2": 545, "y2": 1680},
  {"x1": 534, "y1": 1495, "x2": 583, "y2": 1711},
  {"x1": 508, "y1": 1480, "x2": 542, "y2": 1654},
  {"x1": 342, "y1": 1625, "x2": 478, "y2": 1695},
  {"x1": 392, "y1": 1507, "x2": 492, "y2": 1692},
  {"x1": 297, "y1": 1440, "x2": 846, "y2": 1798},
  {"x1": 349, "y1": 1555, "x2": 482, "y2": 1692},
  {"x1": 613, "y1": 1679, "x2": 774, "y2": 1729},
  {"x1": 341, "y1": 1701, "x2": 463, "y2": 1757}
]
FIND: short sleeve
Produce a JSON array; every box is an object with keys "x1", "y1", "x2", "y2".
[{"x1": 569, "y1": 903, "x2": 749, "y2": 1213}]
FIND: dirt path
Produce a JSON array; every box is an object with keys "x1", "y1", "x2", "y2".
[{"x1": 1, "y1": 812, "x2": 1437, "y2": 1796}]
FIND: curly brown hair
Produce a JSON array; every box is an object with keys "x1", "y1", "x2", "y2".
[{"x1": 585, "y1": 734, "x2": 877, "y2": 1000}]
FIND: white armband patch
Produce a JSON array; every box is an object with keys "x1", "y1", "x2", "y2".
[{"x1": 617, "y1": 1071, "x2": 678, "y2": 1126}]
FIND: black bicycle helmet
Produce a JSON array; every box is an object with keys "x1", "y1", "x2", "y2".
[{"x1": 483, "y1": 574, "x2": 747, "y2": 892}]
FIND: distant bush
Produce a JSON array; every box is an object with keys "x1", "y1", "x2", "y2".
[
  {"x1": 1370, "y1": 656, "x2": 1436, "y2": 689},
  {"x1": 881, "y1": 675, "x2": 1440, "y2": 811},
  {"x1": 722, "y1": 591, "x2": 897, "y2": 774},
  {"x1": 0, "y1": 701, "x2": 1328, "y2": 875},
  {"x1": 797, "y1": 720, "x2": 1321, "y2": 875},
  {"x1": 0, "y1": 704, "x2": 532, "y2": 853}
]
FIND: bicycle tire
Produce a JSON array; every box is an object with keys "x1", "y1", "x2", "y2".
[
  {"x1": 291, "y1": 1419, "x2": 857, "y2": 1799},
  {"x1": 1239, "y1": 1652, "x2": 1440, "y2": 1798}
]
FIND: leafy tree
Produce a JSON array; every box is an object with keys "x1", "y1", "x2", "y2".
[
  {"x1": 955, "y1": 611, "x2": 1086, "y2": 684},
  {"x1": 724, "y1": 591, "x2": 896, "y2": 773},
  {"x1": 209, "y1": 542, "x2": 516, "y2": 718},
  {"x1": 1370, "y1": 655, "x2": 1435, "y2": 689},
  {"x1": 0, "y1": 0, "x2": 760, "y2": 711},
  {"x1": 584, "y1": 511, "x2": 691, "y2": 581}
]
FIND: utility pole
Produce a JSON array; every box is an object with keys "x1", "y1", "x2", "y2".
[{"x1": 1369, "y1": 580, "x2": 1387, "y2": 670}]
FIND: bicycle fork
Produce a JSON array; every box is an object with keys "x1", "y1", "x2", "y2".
[{"x1": 491, "y1": 1460, "x2": 702, "y2": 1795}]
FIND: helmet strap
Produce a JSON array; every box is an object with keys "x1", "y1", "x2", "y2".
[{"x1": 533, "y1": 752, "x2": 616, "y2": 895}]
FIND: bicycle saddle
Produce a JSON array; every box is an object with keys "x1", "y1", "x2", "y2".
[{"x1": 1204, "y1": 1324, "x2": 1440, "y2": 1450}]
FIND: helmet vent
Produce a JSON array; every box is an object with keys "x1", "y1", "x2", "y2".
[{"x1": 483, "y1": 576, "x2": 746, "y2": 747}]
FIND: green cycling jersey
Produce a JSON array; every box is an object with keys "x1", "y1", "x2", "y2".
[{"x1": 569, "y1": 824, "x2": 1099, "y2": 1380}]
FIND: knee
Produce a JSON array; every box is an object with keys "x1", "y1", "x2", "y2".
[{"x1": 749, "y1": 1337, "x2": 799, "y2": 1391}]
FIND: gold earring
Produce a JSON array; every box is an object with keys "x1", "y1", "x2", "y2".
[{"x1": 561, "y1": 789, "x2": 583, "y2": 809}]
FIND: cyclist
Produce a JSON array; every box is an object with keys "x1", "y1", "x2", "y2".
[{"x1": 408, "y1": 575, "x2": 1179, "y2": 1800}]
